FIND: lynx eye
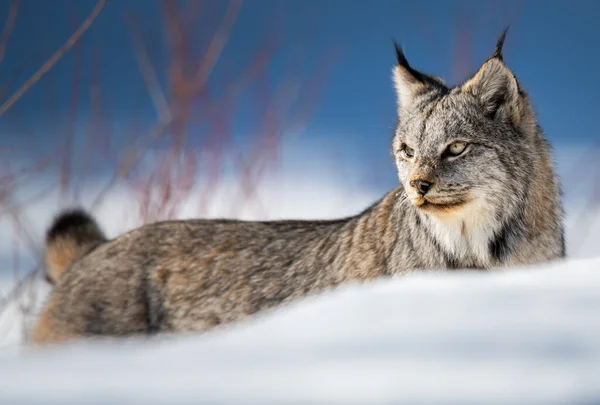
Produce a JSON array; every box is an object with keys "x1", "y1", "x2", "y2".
[
  {"x1": 400, "y1": 144, "x2": 415, "y2": 159},
  {"x1": 445, "y1": 141, "x2": 468, "y2": 158}
]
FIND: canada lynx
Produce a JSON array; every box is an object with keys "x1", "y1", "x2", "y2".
[{"x1": 31, "y1": 30, "x2": 564, "y2": 344}]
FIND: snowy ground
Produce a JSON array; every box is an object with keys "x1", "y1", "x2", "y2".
[
  {"x1": 0, "y1": 151, "x2": 599, "y2": 404},
  {"x1": 0, "y1": 257, "x2": 599, "y2": 404}
]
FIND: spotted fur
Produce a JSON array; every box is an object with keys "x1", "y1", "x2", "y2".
[{"x1": 31, "y1": 30, "x2": 564, "y2": 345}]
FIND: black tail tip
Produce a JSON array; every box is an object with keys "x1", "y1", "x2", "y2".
[
  {"x1": 46, "y1": 208, "x2": 101, "y2": 242},
  {"x1": 44, "y1": 208, "x2": 106, "y2": 285}
]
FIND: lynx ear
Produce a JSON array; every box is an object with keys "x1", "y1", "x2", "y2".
[
  {"x1": 392, "y1": 42, "x2": 445, "y2": 110},
  {"x1": 462, "y1": 29, "x2": 523, "y2": 124}
]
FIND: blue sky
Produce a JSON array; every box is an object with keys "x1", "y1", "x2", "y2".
[{"x1": 1, "y1": 0, "x2": 599, "y2": 190}]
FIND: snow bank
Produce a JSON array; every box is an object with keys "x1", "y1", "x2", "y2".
[
  {"x1": 0, "y1": 256, "x2": 598, "y2": 404},
  {"x1": 0, "y1": 145, "x2": 599, "y2": 403}
]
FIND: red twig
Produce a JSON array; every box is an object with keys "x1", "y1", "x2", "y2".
[
  {"x1": 0, "y1": 0, "x2": 107, "y2": 117},
  {"x1": 0, "y1": 0, "x2": 20, "y2": 67}
]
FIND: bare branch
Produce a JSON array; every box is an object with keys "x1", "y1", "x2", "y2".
[
  {"x1": 194, "y1": 0, "x2": 243, "y2": 88},
  {"x1": 90, "y1": 120, "x2": 171, "y2": 211},
  {"x1": 0, "y1": 0, "x2": 107, "y2": 117},
  {"x1": 0, "y1": 0, "x2": 20, "y2": 67},
  {"x1": 0, "y1": 267, "x2": 40, "y2": 317},
  {"x1": 127, "y1": 14, "x2": 172, "y2": 123}
]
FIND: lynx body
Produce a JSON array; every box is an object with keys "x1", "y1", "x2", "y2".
[{"x1": 32, "y1": 31, "x2": 564, "y2": 344}]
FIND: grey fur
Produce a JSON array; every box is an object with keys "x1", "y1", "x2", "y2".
[{"x1": 31, "y1": 32, "x2": 564, "y2": 344}]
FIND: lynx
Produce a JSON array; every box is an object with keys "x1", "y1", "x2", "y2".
[{"x1": 31, "y1": 30, "x2": 564, "y2": 344}]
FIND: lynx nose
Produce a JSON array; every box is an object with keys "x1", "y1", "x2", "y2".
[{"x1": 410, "y1": 179, "x2": 433, "y2": 195}]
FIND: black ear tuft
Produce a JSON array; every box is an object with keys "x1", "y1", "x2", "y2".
[
  {"x1": 394, "y1": 41, "x2": 411, "y2": 70},
  {"x1": 392, "y1": 40, "x2": 430, "y2": 85},
  {"x1": 492, "y1": 27, "x2": 509, "y2": 61},
  {"x1": 391, "y1": 39, "x2": 448, "y2": 109}
]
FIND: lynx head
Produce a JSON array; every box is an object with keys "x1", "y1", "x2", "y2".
[{"x1": 392, "y1": 30, "x2": 535, "y2": 222}]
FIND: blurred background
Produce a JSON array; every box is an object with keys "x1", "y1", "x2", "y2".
[{"x1": 0, "y1": 0, "x2": 599, "y2": 343}]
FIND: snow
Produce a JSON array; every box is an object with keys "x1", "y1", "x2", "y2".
[
  {"x1": 0, "y1": 148, "x2": 599, "y2": 404},
  {"x1": 0, "y1": 257, "x2": 599, "y2": 404}
]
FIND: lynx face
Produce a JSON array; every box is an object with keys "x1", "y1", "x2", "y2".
[
  {"x1": 393, "y1": 91, "x2": 516, "y2": 219},
  {"x1": 391, "y1": 34, "x2": 529, "y2": 221}
]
